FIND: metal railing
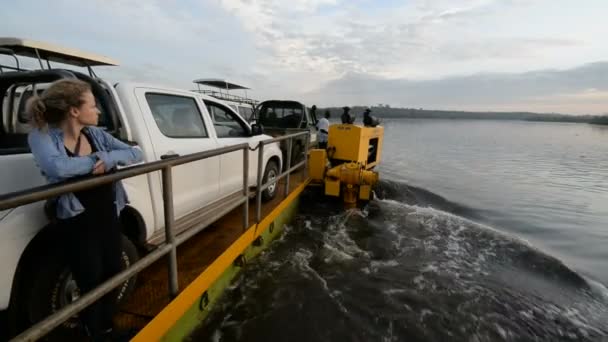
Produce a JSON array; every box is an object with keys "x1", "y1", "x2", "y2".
[
  {"x1": 190, "y1": 89, "x2": 259, "y2": 107},
  {"x1": 0, "y1": 48, "x2": 22, "y2": 73},
  {"x1": 0, "y1": 131, "x2": 309, "y2": 341}
]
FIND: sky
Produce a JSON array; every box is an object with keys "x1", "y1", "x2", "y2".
[{"x1": 0, "y1": 0, "x2": 607, "y2": 114}]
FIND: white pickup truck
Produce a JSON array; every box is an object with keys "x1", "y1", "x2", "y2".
[{"x1": 0, "y1": 38, "x2": 283, "y2": 331}]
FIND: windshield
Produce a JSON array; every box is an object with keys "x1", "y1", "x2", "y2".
[{"x1": 257, "y1": 101, "x2": 304, "y2": 129}]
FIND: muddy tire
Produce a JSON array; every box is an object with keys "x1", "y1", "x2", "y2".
[
  {"x1": 262, "y1": 160, "x2": 279, "y2": 202},
  {"x1": 20, "y1": 234, "x2": 138, "y2": 330}
]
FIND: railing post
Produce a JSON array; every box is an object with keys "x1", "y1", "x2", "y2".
[
  {"x1": 0, "y1": 142, "x2": 259, "y2": 341},
  {"x1": 285, "y1": 137, "x2": 292, "y2": 197},
  {"x1": 304, "y1": 133, "x2": 310, "y2": 179},
  {"x1": 162, "y1": 166, "x2": 179, "y2": 297},
  {"x1": 256, "y1": 143, "x2": 264, "y2": 223},
  {"x1": 242, "y1": 146, "x2": 249, "y2": 231}
]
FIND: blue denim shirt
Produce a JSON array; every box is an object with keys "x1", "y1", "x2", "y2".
[{"x1": 28, "y1": 126, "x2": 143, "y2": 219}]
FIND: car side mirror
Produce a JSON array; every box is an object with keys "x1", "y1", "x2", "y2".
[{"x1": 251, "y1": 123, "x2": 264, "y2": 136}]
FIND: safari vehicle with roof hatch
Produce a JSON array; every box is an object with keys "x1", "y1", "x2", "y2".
[
  {"x1": 192, "y1": 79, "x2": 257, "y2": 122},
  {"x1": 0, "y1": 38, "x2": 283, "y2": 333},
  {"x1": 255, "y1": 100, "x2": 318, "y2": 167}
]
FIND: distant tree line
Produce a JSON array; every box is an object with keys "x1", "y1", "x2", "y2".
[
  {"x1": 313, "y1": 106, "x2": 608, "y2": 125},
  {"x1": 589, "y1": 116, "x2": 608, "y2": 125}
]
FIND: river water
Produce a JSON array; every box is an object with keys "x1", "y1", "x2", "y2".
[{"x1": 191, "y1": 119, "x2": 608, "y2": 341}]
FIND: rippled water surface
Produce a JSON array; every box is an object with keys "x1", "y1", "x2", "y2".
[
  {"x1": 191, "y1": 120, "x2": 608, "y2": 341},
  {"x1": 380, "y1": 120, "x2": 608, "y2": 284}
]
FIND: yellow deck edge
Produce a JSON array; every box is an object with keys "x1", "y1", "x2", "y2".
[{"x1": 133, "y1": 179, "x2": 310, "y2": 341}]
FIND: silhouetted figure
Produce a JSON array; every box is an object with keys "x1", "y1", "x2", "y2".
[
  {"x1": 310, "y1": 105, "x2": 317, "y2": 117},
  {"x1": 363, "y1": 108, "x2": 380, "y2": 127},
  {"x1": 341, "y1": 106, "x2": 354, "y2": 124}
]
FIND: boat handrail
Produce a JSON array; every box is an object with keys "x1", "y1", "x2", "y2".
[{"x1": 2, "y1": 131, "x2": 310, "y2": 341}]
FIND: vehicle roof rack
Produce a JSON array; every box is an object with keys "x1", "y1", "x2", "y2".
[
  {"x1": 191, "y1": 78, "x2": 258, "y2": 108},
  {"x1": 193, "y1": 78, "x2": 250, "y2": 90},
  {"x1": 0, "y1": 37, "x2": 118, "y2": 76},
  {"x1": 0, "y1": 47, "x2": 21, "y2": 72}
]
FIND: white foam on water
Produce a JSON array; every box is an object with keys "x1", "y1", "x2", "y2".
[
  {"x1": 421, "y1": 264, "x2": 438, "y2": 273},
  {"x1": 585, "y1": 276, "x2": 608, "y2": 300},
  {"x1": 266, "y1": 260, "x2": 283, "y2": 269},
  {"x1": 411, "y1": 205, "x2": 534, "y2": 247},
  {"x1": 377, "y1": 197, "x2": 608, "y2": 337},
  {"x1": 384, "y1": 222, "x2": 407, "y2": 250},
  {"x1": 370, "y1": 259, "x2": 399, "y2": 270},
  {"x1": 531, "y1": 301, "x2": 607, "y2": 337},
  {"x1": 381, "y1": 201, "x2": 557, "y2": 289},
  {"x1": 291, "y1": 247, "x2": 349, "y2": 313},
  {"x1": 381, "y1": 320, "x2": 395, "y2": 342},
  {"x1": 384, "y1": 288, "x2": 407, "y2": 295},
  {"x1": 378, "y1": 198, "x2": 530, "y2": 245},
  {"x1": 321, "y1": 242, "x2": 355, "y2": 263},
  {"x1": 291, "y1": 248, "x2": 315, "y2": 281},
  {"x1": 519, "y1": 309, "x2": 533, "y2": 320},
  {"x1": 292, "y1": 248, "x2": 314, "y2": 270},
  {"x1": 304, "y1": 220, "x2": 313, "y2": 230},
  {"x1": 211, "y1": 329, "x2": 222, "y2": 342},
  {"x1": 319, "y1": 213, "x2": 370, "y2": 261},
  {"x1": 420, "y1": 309, "x2": 433, "y2": 322},
  {"x1": 494, "y1": 323, "x2": 508, "y2": 339},
  {"x1": 377, "y1": 198, "x2": 410, "y2": 208},
  {"x1": 413, "y1": 275, "x2": 426, "y2": 290}
]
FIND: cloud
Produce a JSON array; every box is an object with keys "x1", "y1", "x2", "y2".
[
  {"x1": 304, "y1": 61, "x2": 608, "y2": 114},
  {"x1": 0, "y1": 0, "x2": 263, "y2": 87},
  {"x1": 217, "y1": 0, "x2": 591, "y2": 83},
  {"x1": 0, "y1": 0, "x2": 606, "y2": 113}
]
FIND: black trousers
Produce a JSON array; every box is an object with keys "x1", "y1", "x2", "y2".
[{"x1": 61, "y1": 206, "x2": 122, "y2": 335}]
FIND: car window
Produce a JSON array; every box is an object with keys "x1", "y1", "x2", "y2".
[
  {"x1": 205, "y1": 101, "x2": 248, "y2": 138},
  {"x1": 1, "y1": 84, "x2": 117, "y2": 154},
  {"x1": 15, "y1": 87, "x2": 114, "y2": 131},
  {"x1": 258, "y1": 103, "x2": 304, "y2": 128},
  {"x1": 238, "y1": 106, "x2": 253, "y2": 120},
  {"x1": 145, "y1": 93, "x2": 208, "y2": 138}
]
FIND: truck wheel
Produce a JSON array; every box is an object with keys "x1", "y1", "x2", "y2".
[
  {"x1": 22, "y1": 234, "x2": 139, "y2": 330},
  {"x1": 262, "y1": 160, "x2": 279, "y2": 202}
]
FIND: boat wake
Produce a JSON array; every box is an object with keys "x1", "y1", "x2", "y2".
[{"x1": 190, "y1": 181, "x2": 608, "y2": 341}]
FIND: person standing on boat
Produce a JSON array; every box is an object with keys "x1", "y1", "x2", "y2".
[
  {"x1": 317, "y1": 110, "x2": 330, "y2": 149},
  {"x1": 341, "y1": 106, "x2": 354, "y2": 124},
  {"x1": 363, "y1": 108, "x2": 380, "y2": 127},
  {"x1": 27, "y1": 79, "x2": 143, "y2": 341}
]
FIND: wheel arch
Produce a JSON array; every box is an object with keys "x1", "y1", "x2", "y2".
[
  {"x1": 267, "y1": 155, "x2": 281, "y2": 173},
  {"x1": 119, "y1": 206, "x2": 148, "y2": 249}
]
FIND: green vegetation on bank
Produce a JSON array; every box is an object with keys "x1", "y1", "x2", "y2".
[
  {"x1": 316, "y1": 106, "x2": 608, "y2": 125},
  {"x1": 589, "y1": 116, "x2": 608, "y2": 125}
]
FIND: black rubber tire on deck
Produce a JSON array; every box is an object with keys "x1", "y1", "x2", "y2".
[
  {"x1": 21, "y1": 234, "x2": 139, "y2": 331},
  {"x1": 262, "y1": 160, "x2": 280, "y2": 202}
]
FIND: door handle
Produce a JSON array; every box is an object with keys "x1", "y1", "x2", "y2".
[{"x1": 160, "y1": 153, "x2": 180, "y2": 160}]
